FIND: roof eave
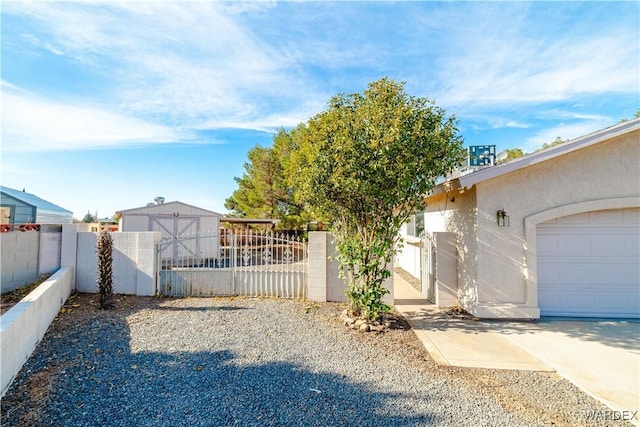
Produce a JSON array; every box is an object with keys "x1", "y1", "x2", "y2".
[
  {"x1": 116, "y1": 201, "x2": 223, "y2": 216},
  {"x1": 448, "y1": 118, "x2": 640, "y2": 192}
]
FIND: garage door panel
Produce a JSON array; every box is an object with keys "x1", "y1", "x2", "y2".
[
  {"x1": 556, "y1": 212, "x2": 589, "y2": 224},
  {"x1": 537, "y1": 208, "x2": 640, "y2": 318},
  {"x1": 592, "y1": 235, "x2": 626, "y2": 256},
  {"x1": 537, "y1": 235, "x2": 559, "y2": 255},
  {"x1": 626, "y1": 236, "x2": 640, "y2": 256},
  {"x1": 625, "y1": 264, "x2": 640, "y2": 283},
  {"x1": 592, "y1": 209, "x2": 624, "y2": 224},
  {"x1": 537, "y1": 263, "x2": 560, "y2": 283},
  {"x1": 539, "y1": 261, "x2": 601, "y2": 285},
  {"x1": 539, "y1": 285, "x2": 639, "y2": 315},
  {"x1": 560, "y1": 236, "x2": 592, "y2": 256},
  {"x1": 624, "y1": 209, "x2": 640, "y2": 225}
]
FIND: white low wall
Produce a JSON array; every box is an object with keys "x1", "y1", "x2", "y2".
[
  {"x1": 0, "y1": 266, "x2": 74, "y2": 397},
  {"x1": 0, "y1": 226, "x2": 63, "y2": 293},
  {"x1": 38, "y1": 225, "x2": 63, "y2": 276},
  {"x1": 0, "y1": 231, "x2": 39, "y2": 293},
  {"x1": 73, "y1": 230, "x2": 160, "y2": 296}
]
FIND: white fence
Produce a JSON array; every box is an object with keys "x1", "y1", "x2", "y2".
[{"x1": 158, "y1": 230, "x2": 307, "y2": 298}]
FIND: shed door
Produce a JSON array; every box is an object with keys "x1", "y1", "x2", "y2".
[
  {"x1": 537, "y1": 208, "x2": 640, "y2": 318},
  {"x1": 151, "y1": 215, "x2": 200, "y2": 262}
]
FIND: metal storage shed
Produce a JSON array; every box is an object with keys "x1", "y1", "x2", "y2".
[
  {"x1": 117, "y1": 198, "x2": 223, "y2": 262},
  {"x1": 0, "y1": 186, "x2": 73, "y2": 224}
]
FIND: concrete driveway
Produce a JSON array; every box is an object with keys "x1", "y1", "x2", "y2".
[
  {"x1": 393, "y1": 273, "x2": 640, "y2": 424},
  {"x1": 494, "y1": 318, "x2": 640, "y2": 420}
]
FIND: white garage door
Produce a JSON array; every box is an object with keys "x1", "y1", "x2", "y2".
[{"x1": 537, "y1": 208, "x2": 640, "y2": 318}]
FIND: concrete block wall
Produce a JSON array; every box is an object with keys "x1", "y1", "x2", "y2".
[
  {"x1": 75, "y1": 232, "x2": 99, "y2": 293},
  {"x1": 60, "y1": 224, "x2": 79, "y2": 282},
  {"x1": 1, "y1": 225, "x2": 64, "y2": 293},
  {"x1": 111, "y1": 233, "x2": 139, "y2": 295},
  {"x1": 307, "y1": 232, "x2": 394, "y2": 305},
  {"x1": 72, "y1": 229, "x2": 160, "y2": 296},
  {"x1": 38, "y1": 225, "x2": 63, "y2": 276},
  {"x1": 1, "y1": 266, "x2": 74, "y2": 396},
  {"x1": 0, "y1": 231, "x2": 40, "y2": 293},
  {"x1": 134, "y1": 232, "x2": 158, "y2": 296},
  {"x1": 307, "y1": 232, "x2": 330, "y2": 302}
]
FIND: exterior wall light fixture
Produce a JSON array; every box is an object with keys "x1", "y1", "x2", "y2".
[{"x1": 497, "y1": 209, "x2": 510, "y2": 227}]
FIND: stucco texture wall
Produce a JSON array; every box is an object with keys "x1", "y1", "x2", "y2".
[
  {"x1": 423, "y1": 189, "x2": 478, "y2": 309},
  {"x1": 472, "y1": 129, "x2": 640, "y2": 317}
]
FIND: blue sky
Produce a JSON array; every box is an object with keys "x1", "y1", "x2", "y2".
[{"x1": 2, "y1": 1, "x2": 638, "y2": 219}]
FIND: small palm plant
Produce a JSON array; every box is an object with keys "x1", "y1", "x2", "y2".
[{"x1": 97, "y1": 229, "x2": 114, "y2": 309}]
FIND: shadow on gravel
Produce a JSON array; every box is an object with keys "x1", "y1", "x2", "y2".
[
  {"x1": 1, "y1": 296, "x2": 435, "y2": 427},
  {"x1": 153, "y1": 305, "x2": 250, "y2": 312}
]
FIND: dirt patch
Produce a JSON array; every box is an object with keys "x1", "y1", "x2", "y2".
[
  {"x1": 1, "y1": 274, "x2": 52, "y2": 316},
  {"x1": 394, "y1": 266, "x2": 421, "y2": 291},
  {"x1": 441, "y1": 304, "x2": 479, "y2": 320}
]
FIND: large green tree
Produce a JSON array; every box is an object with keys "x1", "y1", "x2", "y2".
[
  {"x1": 498, "y1": 148, "x2": 525, "y2": 163},
  {"x1": 225, "y1": 129, "x2": 310, "y2": 230},
  {"x1": 294, "y1": 78, "x2": 465, "y2": 321},
  {"x1": 82, "y1": 211, "x2": 98, "y2": 223},
  {"x1": 225, "y1": 145, "x2": 282, "y2": 218}
]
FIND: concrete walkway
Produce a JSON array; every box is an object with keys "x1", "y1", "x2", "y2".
[
  {"x1": 393, "y1": 273, "x2": 640, "y2": 422},
  {"x1": 393, "y1": 273, "x2": 551, "y2": 371},
  {"x1": 493, "y1": 318, "x2": 640, "y2": 420}
]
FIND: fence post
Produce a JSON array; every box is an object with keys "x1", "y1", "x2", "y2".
[
  {"x1": 231, "y1": 232, "x2": 236, "y2": 295},
  {"x1": 61, "y1": 224, "x2": 80, "y2": 291},
  {"x1": 307, "y1": 232, "x2": 328, "y2": 302}
]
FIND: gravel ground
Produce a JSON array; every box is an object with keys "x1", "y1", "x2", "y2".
[{"x1": 1, "y1": 293, "x2": 630, "y2": 427}]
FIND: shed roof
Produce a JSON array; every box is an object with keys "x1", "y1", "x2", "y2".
[
  {"x1": 117, "y1": 200, "x2": 223, "y2": 217},
  {"x1": 432, "y1": 118, "x2": 640, "y2": 195},
  {"x1": 0, "y1": 186, "x2": 73, "y2": 215}
]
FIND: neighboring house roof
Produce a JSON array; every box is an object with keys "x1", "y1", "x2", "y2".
[
  {"x1": 117, "y1": 200, "x2": 223, "y2": 217},
  {"x1": 433, "y1": 118, "x2": 640, "y2": 195},
  {"x1": 0, "y1": 185, "x2": 73, "y2": 215}
]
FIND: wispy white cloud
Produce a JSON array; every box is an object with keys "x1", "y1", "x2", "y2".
[
  {"x1": 405, "y1": 2, "x2": 639, "y2": 132},
  {"x1": 3, "y1": 2, "x2": 318, "y2": 133},
  {"x1": 460, "y1": 112, "x2": 533, "y2": 131},
  {"x1": 3, "y1": 1, "x2": 638, "y2": 143},
  {"x1": 522, "y1": 117, "x2": 614, "y2": 152},
  {"x1": 434, "y1": 24, "x2": 638, "y2": 108},
  {"x1": 533, "y1": 110, "x2": 611, "y2": 122},
  {"x1": 2, "y1": 83, "x2": 189, "y2": 152}
]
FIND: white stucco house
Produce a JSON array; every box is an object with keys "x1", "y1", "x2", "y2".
[{"x1": 397, "y1": 118, "x2": 640, "y2": 319}]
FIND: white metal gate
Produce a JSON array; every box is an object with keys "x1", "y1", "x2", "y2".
[
  {"x1": 157, "y1": 230, "x2": 307, "y2": 299},
  {"x1": 421, "y1": 232, "x2": 436, "y2": 302}
]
